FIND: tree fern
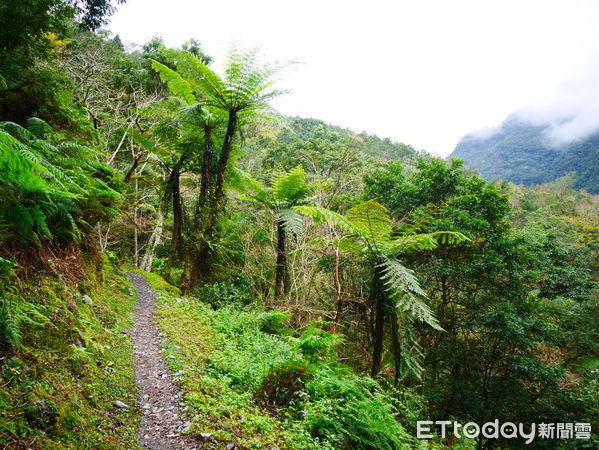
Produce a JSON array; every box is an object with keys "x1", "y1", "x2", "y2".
[{"x1": 294, "y1": 199, "x2": 465, "y2": 378}]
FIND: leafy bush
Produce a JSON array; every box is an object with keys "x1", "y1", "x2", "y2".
[
  {"x1": 294, "y1": 318, "x2": 345, "y2": 363},
  {"x1": 257, "y1": 310, "x2": 292, "y2": 335},
  {"x1": 198, "y1": 274, "x2": 253, "y2": 309}
]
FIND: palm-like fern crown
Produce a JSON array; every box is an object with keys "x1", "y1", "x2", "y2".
[
  {"x1": 295, "y1": 199, "x2": 468, "y2": 259},
  {"x1": 238, "y1": 167, "x2": 315, "y2": 237},
  {"x1": 152, "y1": 48, "x2": 288, "y2": 115},
  {"x1": 295, "y1": 200, "x2": 470, "y2": 330},
  {"x1": 271, "y1": 167, "x2": 315, "y2": 208}
]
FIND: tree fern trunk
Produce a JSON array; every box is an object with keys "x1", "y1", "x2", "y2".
[
  {"x1": 165, "y1": 167, "x2": 183, "y2": 283},
  {"x1": 390, "y1": 311, "x2": 402, "y2": 383},
  {"x1": 194, "y1": 126, "x2": 215, "y2": 225},
  {"x1": 274, "y1": 219, "x2": 288, "y2": 299},
  {"x1": 187, "y1": 111, "x2": 237, "y2": 291},
  {"x1": 371, "y1": 266, "x2": 386, "y2": 377}
]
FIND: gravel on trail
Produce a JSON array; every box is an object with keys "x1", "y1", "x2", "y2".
[{"x1": 129, "y1": 272, "x2": 199, "y2": 450}]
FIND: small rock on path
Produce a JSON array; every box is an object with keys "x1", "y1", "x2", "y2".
[{"x1": 129, "y1": 272, "x2": 199, "y2": 449}]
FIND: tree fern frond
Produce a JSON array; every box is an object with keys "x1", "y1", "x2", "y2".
[
  {"x1": 429, "y1": 230, "x2": 470, "y2": 245},
  {"x1": 390, "y1": 234, "x2": 439, "y2": 253},
  {"x1": 346, "y1": 199, "x2": 393, "y2": 242},
  {"x1": 26, "y1": 117, "x2": 52, "y2": 139},
  {"x1": 165, "y1": 50, "x2": 227, "y2": 108},
  {"x1": 0, "y1": 121, "x2": 37, "y2": 143},
  {"x1": 272, "y1": 166, "x2": 314, "y2": 205},
  {"x1": 294, "y1": 205, "x2": 352, "y2": 231},
  {"x1": 278, "y1": 208, "x2": 304, "y2": 236},
  {"x1": 151, "y1": 59, "x2": 196, "y2": 106},
  {"x1": 379, "y1": 259, "x2": 442, "y2": 330}
]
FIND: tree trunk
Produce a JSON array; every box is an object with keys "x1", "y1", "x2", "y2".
[
  {"x1": 133, "y1": 157, "x2": 139, "y2": 268},
  {"x1": 332, "y1": 247, "x2": 343, "y2": 334},
  {"x1": 141, "y1": 212, "x2": 163, "y2": 272},
  {"x1": 370, "y1": 266, "x2": 386, "y2": 377},
  {"x1": 274, "y1": 218, "x2": 289, "y2": 300},
  {"x1": 164, "y1": 167, "x2": 183, "y2": 283},
  {"x1": 186, "y1": 110, "x2": 237, "y2": 291},
  {"x1": 194, "y1": 126, "x2": 215, "y2": 226},
  {"x1": 390, "y1": 311, "x2": 402, "y2": 383}
]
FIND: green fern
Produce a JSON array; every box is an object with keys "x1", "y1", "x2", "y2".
[
  {"x1": 0, "y1": 257, "x2": 48, "y2": 348},
  {"x1": 0, "y1": 120, "x2": 120, "y2": 246},
  {"x1": 151, "y1": 60, "x2": 197, "y2": 106}
]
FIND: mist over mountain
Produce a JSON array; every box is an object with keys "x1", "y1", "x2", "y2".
[
  {"x1": 451, "y1": 114, "x2": 599, "y2": 194},
  {"x1": 451, "y1": 53, "x2": 599, "y2": 194}
]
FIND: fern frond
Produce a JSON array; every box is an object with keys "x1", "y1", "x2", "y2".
[
  {"x1": 26, "y1": 117, "x2": 52, "y2": 139},
  {"x1": 294, "y1": 205, "x2": 352, "y2": 231},
  {"x1": 278, "y1": 208, "x2": 304, "y2": 236},
  {"x1": 346, "y1": 199, "x2": 393, "y2": 242},
  {"x1": 272, "y1": 166, "x2": 314, "y2": 205},
  {"x1": 379, "y1": 259, "x2": 441, "y2": 330},
  {"x1": 151, "y1": 59, "x2": 196, "y2": 106},
  {"x1": 165, "y1": 50, "x2": 227, "y2": 109},
  {"x1": 429, "y1": 230, "x2": 470, "y2": 245}
]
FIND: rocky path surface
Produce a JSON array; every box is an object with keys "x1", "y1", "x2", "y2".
[{"x1": 129, "y1": 272, "x2": 198, "y2": 450}]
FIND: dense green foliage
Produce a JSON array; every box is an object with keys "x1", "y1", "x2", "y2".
[
  {"x1": 365, "y1": 160, "x2": 598, "y2": 448},
  {"x1": 0, "y1": 5, "x2": 597, "y2": 448},
  {"x1": 452, "y1": 116, "x2": 599, "y2": 193},
  {"x1": 146, "y1": 270, "x2": 417, "y2": 449},
  {"x1": 0, "y1": 119, "x2": 119, "y2": 248}
]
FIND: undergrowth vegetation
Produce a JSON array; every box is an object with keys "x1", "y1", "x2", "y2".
[
  {"x1": 1, "y1": 3, "x2": 597, "y2": 447},
  {"x1": 0, "y1": 259, "x2": 139, "y2": 448},
  {"x1": 141, "y1": 270, "x2": 434, "y2": 449}
]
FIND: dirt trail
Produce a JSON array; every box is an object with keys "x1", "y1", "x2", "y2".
[{"x1": 129, "y1": 272, "x2": 198, "y2": 450}]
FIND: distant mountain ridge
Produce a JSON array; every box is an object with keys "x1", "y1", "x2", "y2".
[{"x1": 451, "y1": 116, "x2": 599, "y2": 193}]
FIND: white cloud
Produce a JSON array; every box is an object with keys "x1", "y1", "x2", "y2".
[{"x1": 514, "y1": 55, "x2": 599, "y2": 145}]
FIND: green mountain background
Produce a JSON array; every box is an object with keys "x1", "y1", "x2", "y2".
[{"x1": 451, "y1": 116, "x2": 599, "y2": 193}]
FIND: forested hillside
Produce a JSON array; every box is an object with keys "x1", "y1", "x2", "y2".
[
  {"x1": 0, "y1": 1, "x2": 597, "y2": 448},
  {"x1": 452, "y1": 115, "x2": 599, "y2": 193}
]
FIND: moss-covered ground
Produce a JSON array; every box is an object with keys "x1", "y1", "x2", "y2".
[{"x1": 0, "y1": 259, "x2": 140, "y2": 449}]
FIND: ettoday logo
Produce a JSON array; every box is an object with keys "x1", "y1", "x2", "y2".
[{"x1": 417, "y1": 420, "x2": 592, "y2": 444}]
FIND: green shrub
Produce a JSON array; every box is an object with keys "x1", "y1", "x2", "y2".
[
  {"x1": 198, "y1": 275, "x2": 253, "y2": 309},
  {"x1": 302, "y1": 367, "x2": 413, "y2": 449},
  {"x1": 257, "y1": 310, "x2": 292, "y2": 335},
  {"x1": 293, "y1": 318, "x2": 344, "y2": 363},
  {"x1": 254, "y1": 361, "x2": 313, "y2": 410}
]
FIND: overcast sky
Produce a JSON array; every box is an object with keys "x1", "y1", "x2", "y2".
[{"x1": 108, "y1": 0, "x2": 599, "y2": 156}]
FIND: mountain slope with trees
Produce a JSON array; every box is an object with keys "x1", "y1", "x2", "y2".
[{"x1": 451, "y1": 115, "x2": 599, "y2": 193}]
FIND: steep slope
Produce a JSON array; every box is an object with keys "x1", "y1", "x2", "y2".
[{"x1": 451, "y1": 116, "x2": 599, "y2": 193}]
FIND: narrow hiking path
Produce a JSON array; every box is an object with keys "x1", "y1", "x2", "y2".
[{"x1": 129, "y1": 272, "x2": 198, "y2": 450}]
